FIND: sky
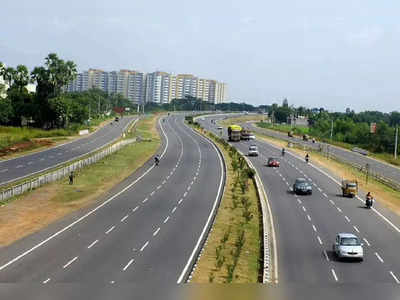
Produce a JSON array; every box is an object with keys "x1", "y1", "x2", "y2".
[{"x1": 1, "y1": 0, "x2": 400, "y2": 112}]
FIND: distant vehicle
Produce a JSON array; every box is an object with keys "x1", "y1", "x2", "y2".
[
  {"x1": 115, "y1": 116, "x2": 119, "y2": 122},
  {"x1": 341, "y1": 180, "x2": 358, "y2": 198},
  {"x1": 288, "y1": 131, "x2": 294, "y2": 137},
  {"x1": 352, "y1": 147, "x2": 369, "y2": 156},
  {"x1": 248, "y1": 145, "x2": 259, "y2": 156},
  {"x1": 303, "y1": 134, "x2": 309, "y2": 141},
  {"x1": 267, "y1": 157, "x2": 280, "y2": 167},
  {"x1": 228, "y1": 125, "x2": 242, "y2": 142},
  {"x1": 240, "y1": 129, "x2": 252, "y2": 140},
  {"x1": 248, "y1": 135, "x2": 256, "y2": 140},
  {"x1": 333, "y1": 233, "x2": 364, "y2": 261},
  {"x1": 217, "y1": 126, "x2": 223, "y2": 130},
  {"x1": 293, "y1": 178, "x2": 312, "y2": 195}
]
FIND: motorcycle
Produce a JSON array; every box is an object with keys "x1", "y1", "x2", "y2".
[
  {"x1": 282, "y1": 149, "x2": 285, "y2": 157},
  {"x1": 305, "y1": 156, "x2": 309, "y2": 163},
  {"x1": 155, "y1": 157, "x2": 160, "y2": 166},
  {"x1": 366, "y1": 196, "x2": 373, "y2": 209}
]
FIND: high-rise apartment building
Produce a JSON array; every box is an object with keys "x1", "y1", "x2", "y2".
[
  {"x1": 67, "y1": 69, "x2": 145, "y2": 104},
  {"x1": 66, "y1": 69, "x2": 227, "y2": 104}
]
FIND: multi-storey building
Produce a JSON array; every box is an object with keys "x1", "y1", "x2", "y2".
[{"x1": 66, "y1": 69, "x2": 227, "y2": 104}]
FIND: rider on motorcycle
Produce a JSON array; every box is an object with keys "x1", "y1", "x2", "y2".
[
  {"x1": 154, "y1": 155, "x2": 160, "y2": 166},
  {"x1": 282, "y1": 148, "x2": 286, "y2": 156},
  {"x1": 305, "y1": 153, "x2": 310, "y2": 163},
  {"x1": 366, "y1": 192, "x2": 373, "y2": 208}
]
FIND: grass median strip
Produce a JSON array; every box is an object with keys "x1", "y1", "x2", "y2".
[
  {"x1": 0, "y1": 114, "x2": 161, "y2": 247},
  {"x1": 191, "y1": 127, "x2": 262, "y2": 283}
]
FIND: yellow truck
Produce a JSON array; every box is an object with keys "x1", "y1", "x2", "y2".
[
  {"x1": 341, "y1": 180, "x2": 358, "y2": 198},
  {"x1": 228, "y1": 125, "x2": 242, "y2": 142}
]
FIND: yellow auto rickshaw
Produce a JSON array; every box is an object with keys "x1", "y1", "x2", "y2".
[{"x1": 341, "y1": 180, "x2": 358, "y2": 198}]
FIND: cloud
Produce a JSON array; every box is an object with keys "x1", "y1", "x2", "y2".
[{"x1": 346, "y1": 26, "x2": 384, "y2": 46}]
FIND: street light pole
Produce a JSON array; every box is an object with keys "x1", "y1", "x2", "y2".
[
  {"x1": 330, "y1": 119, "x2": 334, "y2": 141},
  {"x1": 395, "y1": 125, "x2": 398, "y2": 160}
]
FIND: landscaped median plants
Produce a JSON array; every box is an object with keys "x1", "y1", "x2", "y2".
[{"x1": 189, "y1": 124, "x2": 262, "y2": 283}]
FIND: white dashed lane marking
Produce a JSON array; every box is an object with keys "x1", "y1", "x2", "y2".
[
  {"x1": 120, "y1": 215, "x2": 129, "y2": 222},
  {"x1": 307, "y1": 215, "x2": 311, "y2": 221},
  {"x1": 302, "y1": 206, "x2": 307, "y2": 212},
  {"x1": 132, "y1": 206, "x2": 139, "y2": 212},
  {"x1": 164, "y1": 216, "x2": 170, "y2": 224},
  {"x1": 390, "y1": 271, "x2": 400, "y2": 284},
  {"x1": 122, "y1": 259, "x2": 134, "y2": 271},
  {"x1": 153, "y1": 228, "x2": 160, "y2": 236},
  {"x1": 16, "y1": 165, "x2": 23, "y2": 169},
  {"x1": 317, "y1": 236, "x2": 323, "y2": 245},
  {"x1": 142, "y1": 198, "x2": 148, "y2": 203},
  {"x1": 337, "y1": 207, "x2": 342, "y2": 213},
  {"x1": 331, "y1": 269, "x2": 338, "y2": 282},
  {"x1": 42, "y1": 278, "x2": 51, "y2": 284},
  {"x1": 344, "y1": 216, "x2": 350, "y2": 222},
  {"x1": 63, "y1": 256, "x2": 78, "y2": 269},
  {"x1": 178, "y1": 199, "x2": 183, "y2": 204},
  {"x1": 150, "y1": 191, "x2": 155, "y2": 196},
  {"x1": 171, "y1": 207, "x2": 177, "y2": 214},
  {"x1": 323, "y1": 250, "x2": 330, "y2": 262},
  {"x1": 140, "y1": 241, "x2": 149, "y2": 252},
  {"x1": 312, "y1": 224, "x2": 317, "y2": 232},
  {"x1": 0, "y1": 169, "x2": 8, "y2": 173},
  {"x1": 363, "y1": 238, "x2": 371, "y2": 247},
  {"x1": 105, "y1": 226, "x2": 115, "y2": 234},
  {"x1": 353, "y1": 225, "x2": 360, "y2": 233},
  {"x1": 375, "y1": 252, "x2": 384, "y2": 263},
  {"x1": 87, "y1": 240, "x2": 99, "y2": 249}
]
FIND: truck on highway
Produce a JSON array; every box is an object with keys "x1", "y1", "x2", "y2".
[
  {"x1": 228, "y1": 125, "x2": 242, "y2": 142},
  {"x1": 240, "y1": 129, "x2": 252, "y2": 141}
]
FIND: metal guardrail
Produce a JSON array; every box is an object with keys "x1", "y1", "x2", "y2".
[
  {"x1": 0, "y1": 117, "x2": 140, "y2": 203},
  {"x1": 0, "y1": 138, "x2": 137, "y2": 203},
  {"x1": 290, "y1": 141, "x2": 400, "y2": 191}
]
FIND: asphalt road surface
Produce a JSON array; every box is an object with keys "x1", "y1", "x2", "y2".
[
  {"x1": 0, "y1": 115, "x2": 223, "y2": 288},
  {"x1": 246, "y1": 121, "x2": 400, "y2": 186},
  {"x1": 200, "y1": 115, "x2": 400, "y2": 286},
  {"x1": 0, "y1": 116, "x2": 136, "y2": 186}
]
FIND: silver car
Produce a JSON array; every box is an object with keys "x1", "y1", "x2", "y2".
[
  {"x1": 333, "y1": 233, "x2": 364, "y2": 261},
  {"x1": 248, "y1": 145, "x2": 259, "y2": 156}
]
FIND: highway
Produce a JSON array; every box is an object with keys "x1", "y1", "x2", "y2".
[
  {"x1": 199, "y1": 115, "x2": 400, "y2": 285},
  {"x1": 246, "y1": 121, "x2": 400, "y2": 186},
  {"x1": 0, "y1": 115, "x2": 224, "y2": 287},
  {"x1": 0, "y1": 116, "x2": 136, "y2": 186}
]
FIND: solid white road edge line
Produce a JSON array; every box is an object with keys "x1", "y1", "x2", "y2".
[
  {"x1": 390, "y1": 271, "x2": 400, "y2": 284},
  {"x1": 0, "y1": 117, "x2": 168, "y2": 272}
]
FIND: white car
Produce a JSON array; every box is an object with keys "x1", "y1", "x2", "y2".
[
  {"x1": 333, "y1": 233, "x2": 364, "y2": 261},
  {"x1": 248, "y1": 135, "x2": 256, "y2": 140},
  {"x1": 217, "y1": 126, "x2": 223, "y2": 130},
  {"x1": 248, "y1": 145, "x2": 259, "y2": 156}
]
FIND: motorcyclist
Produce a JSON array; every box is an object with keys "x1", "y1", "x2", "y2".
[
  {"x1": 154, "y1": 155, "x2": 160, "y2": 166},
  {"x1": 305, "y1": 153, "x2": 310, "y2": 163},
  {"x1": 282, "y1": 148, "x2": 286, "y2": 156},
  {"x1": 366, "y1": 192, "x2": 373, "y2": 208}
]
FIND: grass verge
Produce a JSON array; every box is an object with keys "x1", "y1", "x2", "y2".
[
  {"x1": 190, "y1": 126, "x2": 262, "y2": 283},
  {"x1": 0, "y1": 114, "x2": 160, "y2": 247},
  {"x1": 253, "y1": 132, "x2": 400, "y2": 216}
]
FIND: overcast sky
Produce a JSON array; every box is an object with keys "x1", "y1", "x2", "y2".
[{"x1": 2, "y1": 0, "x2": 399, "y2": 112}]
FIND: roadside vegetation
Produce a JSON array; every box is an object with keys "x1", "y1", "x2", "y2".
[
  {"x1": 0, "y1": 114, "x2": 161, "y2": 246},
  {"x1": 190, "y1": 123, "x2": 262, "y2": 283},
  {"x1": 256, "y1": 122, "x2": 309, "y2": 136}
]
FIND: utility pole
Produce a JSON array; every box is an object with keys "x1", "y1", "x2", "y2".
[
  {"x1": 330, "y1": 119, "x2": 334, "y2": 141},
  {"x1": 395, "y1": 125, "x2": 398, "y2": 160}
]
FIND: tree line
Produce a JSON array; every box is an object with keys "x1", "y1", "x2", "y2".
[
  {"x1": 264, "y1": 100, "x2": 400, "y2": 154},
  {"x1": 0, "y1": 54, "x2": 134, "y2": 129}
]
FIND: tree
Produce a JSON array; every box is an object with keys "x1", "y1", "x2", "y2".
[
  {"x1": 0, "y1": 98, "x2": 13, "y2": 124},
  {"x1": 31, "y1": 53, "x2": 77, "y2": 127}
]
